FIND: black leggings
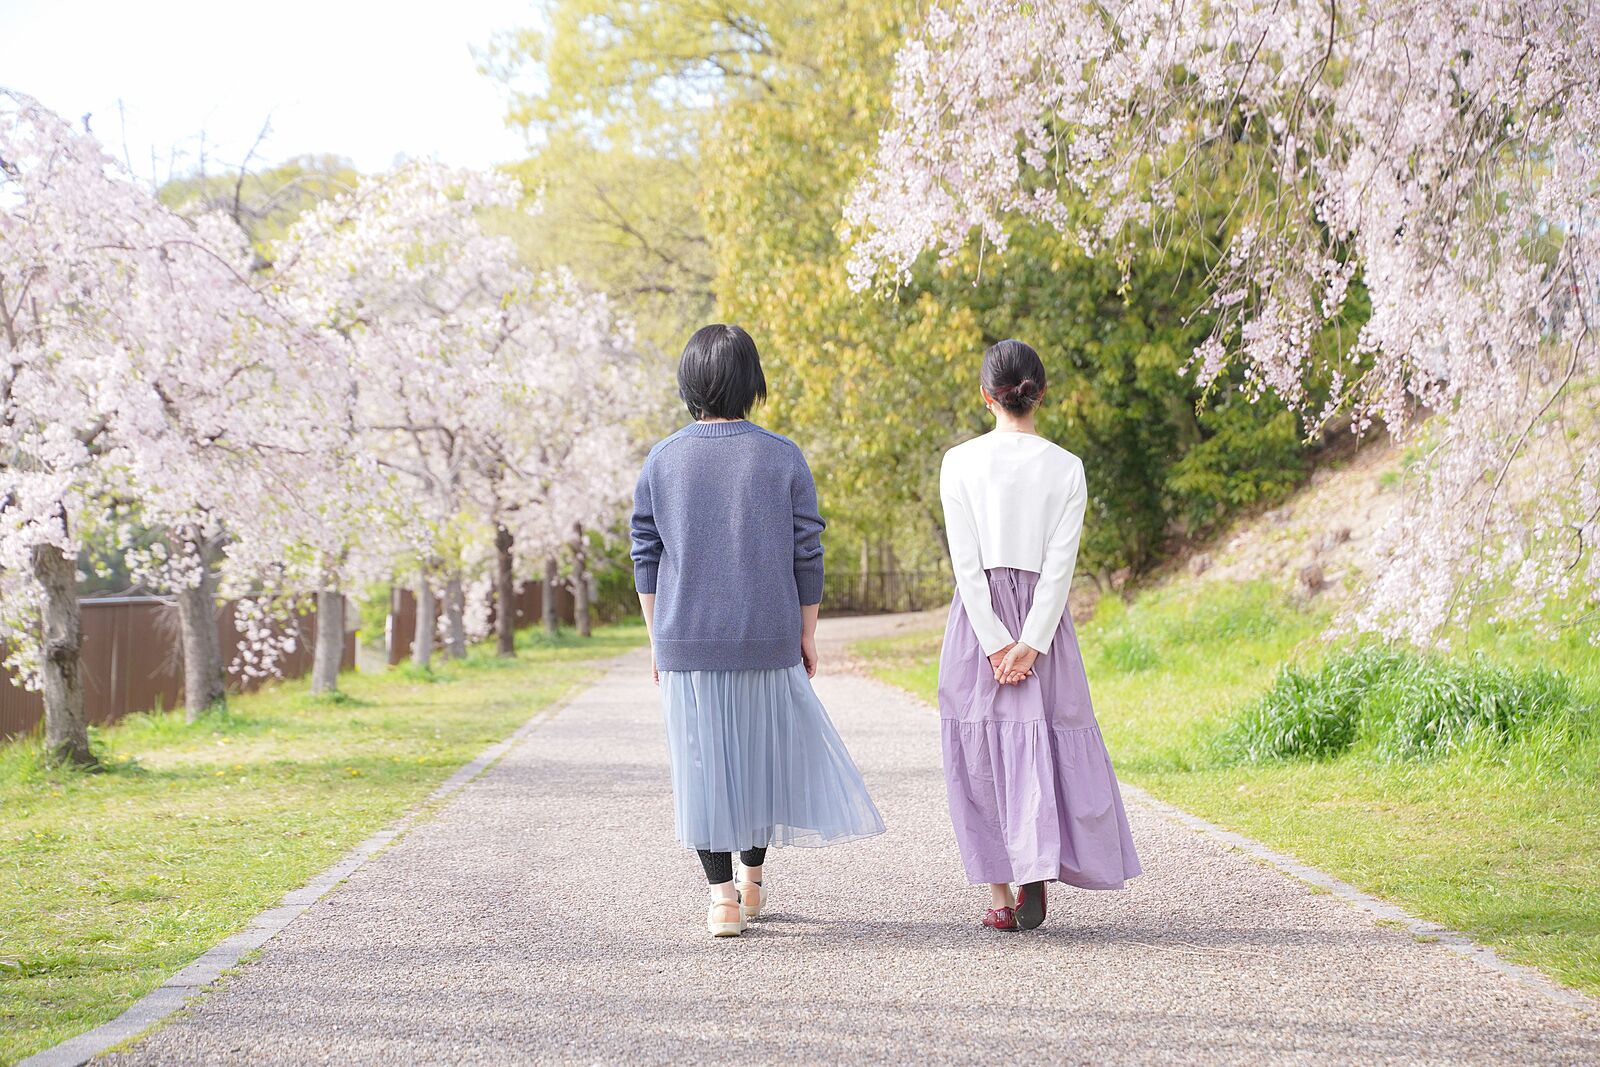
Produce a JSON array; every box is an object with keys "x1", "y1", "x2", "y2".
[{"x1": 697, "y1": 847, "x2": 767, "y2": 885}]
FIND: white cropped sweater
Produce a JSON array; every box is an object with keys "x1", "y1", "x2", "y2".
[{"x1": 939, "y1": 431, "x2": 1088, "y2": 656}]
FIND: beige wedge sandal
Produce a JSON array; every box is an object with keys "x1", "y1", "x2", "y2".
[
  {"x1": 706, "y1": 898, "x2": 745, "y2": 938},
  {"x1": 736, "y1": 876, "x2": 765, "y2": 922}
]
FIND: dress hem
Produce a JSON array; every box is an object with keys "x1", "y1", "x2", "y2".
[{"x1": 960, "y1": 868, "x2": 1139, "y2": 891}]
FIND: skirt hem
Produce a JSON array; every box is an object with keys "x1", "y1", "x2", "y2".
[{"x1": 676, "y1": 825, "x2": 887, "y2": 852}]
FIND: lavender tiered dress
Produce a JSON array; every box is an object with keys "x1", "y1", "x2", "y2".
[{"x1": 938, "y1": 567, "x2": 1142, "y2": 888}]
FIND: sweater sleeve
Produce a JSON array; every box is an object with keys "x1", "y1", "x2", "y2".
[
  {"x1": 1019, "y1": 457, "x2": 1088, "y2": 654},
  {"x1": 940, "y1": 453, "x2": 1015, "y2": 656},
  {"x1": 629, "y1": 455, "x2": 662, "y2": 594},
  {"x1": 792, "y1": 452, "x2": 826, "y2": 605}
]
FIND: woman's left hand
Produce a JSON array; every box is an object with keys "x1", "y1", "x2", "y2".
[{"x1": 997, "y1": 642, "x2": 1038, "y2": 685}]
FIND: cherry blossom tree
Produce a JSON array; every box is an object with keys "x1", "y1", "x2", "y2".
[
  {"x1": 553, "y1": 420, "x2": 641, "y2": 637},
  {"x1": 846, "y1": 0, "x2": 1600, "y2": 644},
  {"x1": 274, "y1": 164, "x2": 644, "y2": 667},
  {"x1": 152, "y1": 154, "x2": 372, "y2": 700},
  {"x1": 469, "y1": 272, "x2": 641, "y2": 653},
  {"x1": 0, "y1": 92, "x2": 337, "y2": 759},
  {"x1": 104, "y1": 233, "x2": 357, "y2": 715},
  {"x1": 270, "y1": 163, "x2": 520, "y2": 670}
]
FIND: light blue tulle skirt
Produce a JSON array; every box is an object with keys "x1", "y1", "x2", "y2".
[{"x1": 660, "y1": 664, "x2": 886, "y2": 852}]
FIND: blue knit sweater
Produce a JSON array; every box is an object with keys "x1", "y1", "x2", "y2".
[{"x1": 631, "y1": 421, "x2": 825, "y2": 671}]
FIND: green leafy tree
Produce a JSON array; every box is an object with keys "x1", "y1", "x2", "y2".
[
  {"x1": 490, "y1": 0, "x2": 1327, "y2": 579},
  {"x1": 483, "y1": 7, "x2": 727, "y2": 353}
]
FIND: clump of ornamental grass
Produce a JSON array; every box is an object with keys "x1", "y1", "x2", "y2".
[
  {"x1": 1363, "y1": 656, "x2": 1589, "y2": 762},
  {"x1": 1214, "y1": 646, "x2": 1406, "y2": 762},
  {"x1": 1214, "y1": 646, "x2": 1594, "y2": 764}
]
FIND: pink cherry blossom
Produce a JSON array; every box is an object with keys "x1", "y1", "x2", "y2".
[
  {"x1": 2, "y1": 93, "x2": 652, "y2": 753},
  {"x1": 847, "y1": 0, "x2": 1600, "y2": 643}
]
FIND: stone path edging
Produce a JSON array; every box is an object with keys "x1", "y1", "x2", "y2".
[
  {"x1": 16, "y1": 688, "x2": 582, "y2": 1067},
  {"x1": 1122, "y1": 784, "x2": 1596, "y2": 1014}
]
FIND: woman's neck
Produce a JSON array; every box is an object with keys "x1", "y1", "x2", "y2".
[
  {"x1": 991, "y1": 411, "x2": 1037, "y2": 435},
  {"x1": 697, "y1": 416, "x2": 746, "y2": 424}
]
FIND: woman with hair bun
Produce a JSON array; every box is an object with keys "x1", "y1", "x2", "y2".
[{"x1": 937, "y1": 339, "x2": 1141, "y2": 932}]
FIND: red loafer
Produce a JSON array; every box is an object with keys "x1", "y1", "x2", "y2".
[
  {"x1": 1016, "y1": 881, "x2": 1048, "y2": 930},
  {"x1": 982, "y1": 906, "x2": 1019, "y2": 931}
]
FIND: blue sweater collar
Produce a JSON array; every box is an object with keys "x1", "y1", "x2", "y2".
[{"x1": 681, "y1": 420, "x2": 760, "y2": 438}]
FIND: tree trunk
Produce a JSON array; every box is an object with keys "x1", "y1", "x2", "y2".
[
  {"x1": 31, "y1": 538, "x2": 93, "y2": 766},
  {"x1": 386, "y1": 585, "x2": 402, "y2": 666},
  {"x1": 885, "y1": 543, "x2": 900, "y2": 610},
  {"x1": 445, "y1": 575, "x2": 467, "y2": 659},
  {"x1": 925, "y1": 501, "x2": 953, "y2": 570},
  {"x1": 495, "y1": 524, "x2": 516, "y2": 658},
  {"x1": 311, "y1": 590, "x2": 344, "y2": 694},
  {"x1": 572, "y1": 523, "x2": 591, "y2": 638},
  {"x1": 413, "y1": 580, "x2": 435, "y2": 668},
  {"x1": 176, "y1": 547, "x2": 226, "y2": 722},
  {"x1": 543, "y1": 555, "x2": 560, "y2": 636}
]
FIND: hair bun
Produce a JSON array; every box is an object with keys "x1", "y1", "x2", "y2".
[
  {"x1": 981, "y1": 339, "x2": 1047, "y2": 413},
  {"x1": 996, "y1": 378, "x2": 1038, "y2": 400}
]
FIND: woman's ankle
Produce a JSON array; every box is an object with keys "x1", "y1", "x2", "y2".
[
  {"x1": 709, "y1": 880, "x2": 739, "y2": 905},
  {"x1": 739, "y1": 864, "x2": 763, "y2": 885},
  {"x1": 989, "y1": 883, "x2": 1016, "y2": 909}
]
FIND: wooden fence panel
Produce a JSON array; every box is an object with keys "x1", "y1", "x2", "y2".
[
  {"x1": 0, "y1": 596, "x2": 356, "y2": 742},
  {"x1": 385, "y1": 581, "x2": 575, "y2": 665}
]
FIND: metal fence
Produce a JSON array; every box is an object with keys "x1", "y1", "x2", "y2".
[
  {"x1": 822, "y1": 570, "x2": 952, "y2": 615},
  {"x1": 385, "y1": 581, "x2": 576, "y2": 665},
  {"x1": 0, "y1": 595, "x2": 356, "y2": 741}
]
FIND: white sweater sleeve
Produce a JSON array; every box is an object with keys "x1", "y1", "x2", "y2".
[
  {"x1": 1020, "y1": 458, "x2": 1087, "y2": 654},
  {"x1": 940, "y1": 454, "x2": 1015, "y2": 656}
]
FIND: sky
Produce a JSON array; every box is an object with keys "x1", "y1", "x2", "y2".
[{"x1": 0, "y1": 0, "x2": 540, "y2": 180}]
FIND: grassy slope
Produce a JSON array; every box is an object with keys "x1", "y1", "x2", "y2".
[
  {"x1": 853, "y1": 584, "x2": 1599, "y2": 996},
  {"x1": 0, "y1": 623, "x2": 646, "y2": 1066}
]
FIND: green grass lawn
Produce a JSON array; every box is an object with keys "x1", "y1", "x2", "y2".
[
  {"x1": 0, "y1": 622, "x2": 645, "y2": 1066},
  {"x1": 853, "y1": 583, "x2": 1600, "y2": 996}
]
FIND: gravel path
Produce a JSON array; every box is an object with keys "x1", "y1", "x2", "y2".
[{"x1": 99, "y1": 628, "x2": 1599, "y2": 1065}]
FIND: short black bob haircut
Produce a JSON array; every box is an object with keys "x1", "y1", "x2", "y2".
[
  {"x1": 678, "y1": 323, "x2": 768, "y2": 420},
  {"x1": 981, "y1": 339, "x2": 1047, "y2": 416}
]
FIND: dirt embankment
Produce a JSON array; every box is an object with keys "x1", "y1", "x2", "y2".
[
  {"x1": 1069, "y1": 434, "x2": 1403, "y2": 618},
  {"x1": 1189, "y1": 437, "x2": 1401, "y2": 601}
]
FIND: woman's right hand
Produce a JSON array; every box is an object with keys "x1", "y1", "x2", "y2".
[
  {"x1": 997, "y1": 641, "x2": 1038, "y2": 685},
  {"x1": 988, "y1": 644, "x2": 1014, "y2": 680},
  {"x1": 989, "y1": 642, "x2": 1034, "y2": 685}
]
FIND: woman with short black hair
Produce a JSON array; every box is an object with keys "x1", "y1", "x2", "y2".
[
  {"x1": 938, "y1": 339, "x2": 1142, "y2": 932},
  {"x1": 631, "y1": 324, "x2": 884, "y2": 938}
]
